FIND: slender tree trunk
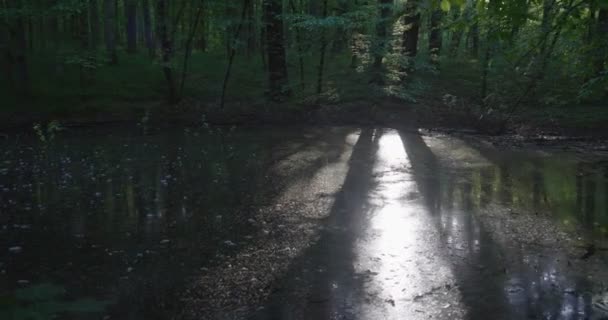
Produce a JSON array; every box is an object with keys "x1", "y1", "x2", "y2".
[
  {"x1": 220, "y1": 0, "x2": 251, "y2": 108},
  {"x1": 157, "y1": 0, "x2": 177, "y2": 103},
  {"x1": 263, "y1": 0, "x2": 290, "y2": 100},
  {"x1": 372, "y1": 0, "x2": 392, "y2": 74},
  {"x1": 401, "y1": 0, "x2": 420, "y2": 77},
  {"x1": 90, "y1": 0, "x2": 100, "y2": 48},
  {"x1": 104, "y1": 0, "x2": 118, "y2": 64},
  {"x1": 0, "y1": 25, "x2": 14, "y2": 90},
  {"x1": 13, "y1": 0, "x2": 28, "y2": 95},
  {"x1": 596, "y1": 8, "x2": 608, "y2": 75},
  {"x1": 429, "y1": 9, "x2": 442, "y2": 65},
  {"x1": 450, "y1": 7, "x2": 462, "y2": 54},
  {"x1": 317, "y1": 0, "x2": 329, "y2": 96},
  {"x1": 246, "y1": 0, "x2": 256, "y2": 57},
  {"x1": 468, "y1": 22, "x2": 479, "y2": 57},
  {"x1": 141, "y1": 0, "x2": 154, "y2": 56},
  {"x1": 289, "y1": 0, "x2": 305, "y2": 88},
  {"x1": 180, "y1": 2, "x2": 204, "y2": 97},
  {"x1": 126, "y1": 0, "x2": 137, "y2": 53}
]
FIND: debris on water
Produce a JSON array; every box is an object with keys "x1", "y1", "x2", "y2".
[
  {"x1": 385, "y1": 299, "x2": 395, "y2": 306},
  {"x1": 442, "y1": 303, "x2": 451, "y2": 309},
  {"x1": 17, "y1": 280, "x2": 29, "y2": 285},
  {"x1": 160, "y1": 239, "x2": 171, "y2": 244},
  {"x1": 224, "y1": 240, "x2": 236, "y2": 247},
  {"x1": 127, "y1": 267, "x2": 134, "y2": 273},
  {"x1": 8, "y1": 246, "x2": 22, "y2": 253}
]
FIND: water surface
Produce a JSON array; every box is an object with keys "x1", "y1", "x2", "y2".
[{"x1": 1, "y1": 127, "x2": 607, "y2": 319}]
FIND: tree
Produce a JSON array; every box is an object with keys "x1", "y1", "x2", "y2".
[
  {"x1": 157, "y1": 0, "x2": 177, "y2": 103},
  {"x1": 429, "y1": 7, "x2": 442, "y2": 65},
  {"x1": 596, "y1": 7, "x2": 608, "y2": 75},
  {"x1": 263, "y1": 0, "x2": 290, "y2": 100},
  {"x1": 104, "y1": 0, "x2": 118, "y2": 64},
  {"x1": 126, "y1": 0, "x2": 137, "y2": 53},
  {"x1": 90, "y1": 0, "x2": 101, "y2": 48},
  {"x1": 401, "y1": 0, "x2": 420, "y2": 76},
  {"x1": 372, "y1": 0, "x2": 392, "y2": 80},
  {"x1": 141, "y1": 0, "x2": 154, "y2": 56}
]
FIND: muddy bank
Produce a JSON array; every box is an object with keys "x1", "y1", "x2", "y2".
[{"x1": 2, "y1": 98, "x2": 608, "y2": 142}]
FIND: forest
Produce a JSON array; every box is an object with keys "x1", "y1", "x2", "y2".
[
  {"x1": 1, "y1": 0, "x2": 607, "y2": 131},
  {"x1": 2, "y1": 1, "x2": 608, "y2": 320}
]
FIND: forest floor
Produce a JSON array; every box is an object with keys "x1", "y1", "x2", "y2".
[
  {"x1": 1, "y1": 55, "x2": 606, "y2": 140},
  {"x1": 2, "y1": 96, "x2": 607, "y2": 141}
]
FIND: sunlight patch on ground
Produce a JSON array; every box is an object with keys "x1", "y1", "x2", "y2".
[{"x1": 353, "y1": 130, "x2": 464, "y2": 319}]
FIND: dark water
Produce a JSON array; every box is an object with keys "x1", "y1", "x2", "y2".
[{"x1": 0, "y1": 127, "x2": 607, "y2": 319}]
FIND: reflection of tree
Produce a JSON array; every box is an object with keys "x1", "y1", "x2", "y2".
[
  {"x1": 399, "y1": 131, "x2": 510, "y2": 320},
  {"x1": 479, "y1": 167, "x2": 495, "y2": 208},
  {"x1": 531, "y1": 162, "x2": 546, "y2": 211},
  {"x1": 499, "y1": 164, "x2": 512, "y2": 205},
  {"x1": 585, "y1": 178, "x2": 597, "y2": 229}
]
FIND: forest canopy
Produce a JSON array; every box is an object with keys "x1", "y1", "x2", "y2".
[{"x1": 1, "y1": 0, "x2": 607, "y2": 121}]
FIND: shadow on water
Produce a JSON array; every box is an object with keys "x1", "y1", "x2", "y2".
[
  {"x1": 252, "y1": 129, "x2": 381, "y2": 320},
  {"x1": 402, "y1": 132, "x2": 608, "y2": 319},
  {"x1": 398, "y1": 131, "x2": 511, "y2": 320},
  {"x1": 0, "y1": 126, "x2": 354, "y2": 319}
]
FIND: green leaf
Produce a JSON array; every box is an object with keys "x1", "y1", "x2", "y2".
[{"x1": 441, "y1": 0, "x2": 451, "y2": 11}]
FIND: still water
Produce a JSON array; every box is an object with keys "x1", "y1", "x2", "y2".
[{"x1": 0, "y1": 127, "x2": 607, "y2": 319}]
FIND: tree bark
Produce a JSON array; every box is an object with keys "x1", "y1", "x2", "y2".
[
  {"x1": 104, "y1": 0, "x2": 118, "y2": 64},
  {"x1": 157, "y1": 0, "x2": 177, "y2": 103},
  {"x1": 141, "y1": 0, "x2": 154, "y2": 56},
  {"x1": 126, "y1": 0, "x2": 137, "y2": 53},
  {"x1": 263, "y1": 0, "x2": 290, "y2": 100}
]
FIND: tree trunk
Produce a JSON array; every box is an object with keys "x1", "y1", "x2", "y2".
[
  {"x1": 289, "y1": 0, "x2": 305, "y2": 88},
  {"x1": 0, "y1": 25, "x2": 14, "y2": 90},
  {"x1": 596, "y1": 8, "x2": 608, "y2": 75},
  {"x1": 468, "y1": 22, "x2": 479, "y2": 57},
  {"x1": 12, "y1": 0, "x2": 29, "y2": 95},
  {"x1": 372, "y1": 0, "x2": 392, "y2": 72},
  {"x1": 90, "y1": 0, "x2": 100, "y2": 48},
  {"x1": 141, "y1": 0, "x2": 154, "y2": 56},
  {"x1": 429, "y1": 9, "x2": 442, "y2": 65},
  {"x1": 246, "y1": 0, "x2": 256, "y2": 57},
  {"x1": 449, "y1": 7, "x2": 462, "y2": 54},
  {"x1": 316, "y1": 0, "x2": 329, "y2": 96},
  {"x1": 221, "y1": 0, "x2": 251, "y2": 108},
  {"x1": 126, "y1": 0, "x2": 137, "y2": 53},
  {"x1": 104, "y1": 0, "x2": 118, "y2": 64},
  {"x1": 401, "y1": 0, "x2": 420, "y2": 76},
  {"x1": 157, "y1": 0, "x2": 177, "y2": 103},
  {"x1": 263, "y1": 0, "x2": 290, "y2": 100}
]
